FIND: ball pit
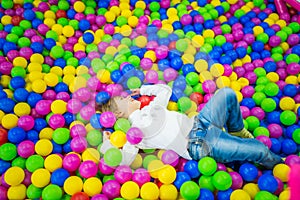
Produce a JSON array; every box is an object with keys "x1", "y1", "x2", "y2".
[{"x1": 0, "y1": 0, "x2": 299, "y2": 199}]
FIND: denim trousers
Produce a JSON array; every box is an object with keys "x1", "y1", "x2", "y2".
[{"x1": 188, "y1": 87, "x2": 283, "y2": 169}]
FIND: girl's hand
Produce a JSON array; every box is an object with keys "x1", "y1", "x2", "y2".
[
  {"x1": 103, "y1": 131, "x2": 111, "y2": 141},
  {"x1": 130, "y1": 88, "x2": 140, "y2": 96}
]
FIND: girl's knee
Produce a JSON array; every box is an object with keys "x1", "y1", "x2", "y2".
[{"x1": 218, "y1": 87, "x2": 236, "y2": 99}]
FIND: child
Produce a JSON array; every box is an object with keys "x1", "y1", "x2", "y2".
[{"x1": 99, "y1": 84, "x2": 283, "y2": 169}]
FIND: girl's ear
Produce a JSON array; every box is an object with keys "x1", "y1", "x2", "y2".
[{"x1": 114, "y1": 111, "x2": 124, "y2": 118}]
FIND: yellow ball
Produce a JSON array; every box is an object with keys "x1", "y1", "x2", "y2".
[
  {"x1": 31, "y1": 168, "x2": 51, "y2": 188},
  {"x1": 105, "y1": 46, "x2": 118, "y2": 56},
  {"x1": 276, "y1": 19, "x2": 287, "y2": 28},
  {"x1": 253, "y1": 26, "x2": 264, "y2": 37},
  {"x1": 50, "y1": 66, "x2": 63, "y2": 76},
  {"x1": 182, "y1": 53, "x2": 195, "y2": 64},
  {"x1": 97, "y1": 69, "x2": 111, "y2": 84},
  {"x1": 158, "y1": 165, "x2": 177, "y2": 184},
  {"x1": 121, "y1": 181, "x2": 140, "y2": 199},
  {"x1": 13, "y1": 57, "x2": 27, "y2": 68},
  {"x1": 64, "y1": 176, "x2": 84, "y2": 195},
  {"x1": 110, "y1": 6, "x2": 121, "y2": 16},
  {"x1": 280, "y1": 42, "x2": 289, "y2": 52},
  {"x1": 130, "y1": 154, "x2": 143, "y2": 169},
  {"x1": 44, "y1": 18, "x2": 56, "y2": 28},
  {"x1": 39, "y1": 127, "x2": 54, "y2": 140},
  {"x1": 285, "y1": 75, "x2": 298, "y2": 84},
  {"x1": 105, "y1": 11, "x2": 116, "y2": 23},
  {"x1": 7, "y1": 184, "x2": 26, "y2": 200},
  {"x1": 203, "y1": 29, "x2": 215, "y2": 38},
  {"x1": 279, "y1": 189, "x2": 290, "y2": 200},
  {"x1": 120, "y1": 25, "x2": 132, "y2": 36},
  {"x1": 74, "y1": 1, "x2": 85, "y2": 12},
  {"x1": 32, "y1": 79, "x2": 47, "y2": 93},
  {"x1": 0, "y1": 110, "x2": 5, "y2": 122},
  {"x1": 128, "y1": 16, "x2": 139, "y2": 27},
  {"x1": 162, "y1": 24, "x2": 174, "y2": 34},
  {"x1": 135, "y1": 1, "x2": 146, "y2": 9},
  {"x1": 210, "y1": 63, "x2": 225, "y2": 77},
  {"x1": 44, "y1": 154, "x2": 62, "y2": 172},
  {"x1": 186, "y1": 101, "x2": 197, "y2": 114},
  {"x1": 279, "y1": 97, "x2": 295, "y2": 110},
  {"x1": 229, "y1": 72, "x2": 238, "y2": 81},
  {"x1": 230, "y1": 189, "x2": 251, "y2": 200},
  {"x1": 4, "y1": 166, "x2": 25, "y2": 186},
  {"x1": 160, "y1": 184, "x2": 178, "y2": 200},
  {"x1": 1, "y1": 15, "x2": 12, "y2": 25},
  {"x1": 195, "y1": 59, "x2": 208, "y2": 72},
  {"x1": 51, "y1": 24, "x2": 63, "y2": 35},
  {"x1": 14, "y1": 102, "x2": 31, "y2": 117},
  {"x1": 63, "y1": 25, "x2": 75, "y2": 37},
  {"x1": 199, "y1": 71, "x2": 213, "y2": 82},
  {"x1": 266, "y1": 72, "x2": 279, "y2": 82},
  {"x1": 243, "y1": 183, "x2": 259, "y2": 199},
  {"x1": 140, "y1": 182, "x2": 159, "y2": 200},
  {"x1": 44, "y1": 73, "x2": 59, "y2": 87},
  {"x1": 144, "y1": 50, "x2": 157, "y2": 62},
  {"x1": 273, "y1": 163, "x2": 290, "y2": 182},
  {"x1": 230, "y1": 81, "x2": 242, "y2": 91},
  {"x1": 82, "y1": 148, "x2": 100, "y2": 164},
  {"x1": 28, "y1": 63, "x2": 42, "y2": 73},
  {"x1": 1, "y1": 75, "x2": 11, "y2": 88},
  {"x1": 1, "y1": 114, "x2": 18, "y2": 129},
  {"x1": 135, "y1": 36, "x2": 148, "y2": 48},
  {"x1": 227, "y1": 0, "x2": 238, "y2": 4},
  {"x1": 167, "y1": 101, "x2": 178, "y2": 111},
  {"x1": 216, "y1": 76, "x2": 231, "y2": 88},
  {"x1": 121, "y1": 9, "x2": 132, "y2": 18},
  {"x1": 63, "y1": 66, "x2": 76, "y2": 75},
  {"x1": 119, "y1": 2, "x2": 130, "y2": 10},
  {"x1": 269, "y1": 13, "x2": 279, "y2": 21},
  {"x1": 235, "y1": 91, "x2": 243, "y2": 103},
  {"x1": 28, "y1": 71, "x2": 43, "y2": 82},
  {"x1": 51, "y1": 100, "x2": 67, "y2": 114},
  {"x1": 35, "y1": 139, "x2": 53, "y2": 156},
  {"x1": 83, "y1": 177, "x2": 103, "y2": 197},
  {"x1": 167, "y1": 8, "x2": 178, "y2": 18},
  {"x1": 110, "y1": 130, "x2": 127, "y2": 148},
  {"x1": 148, "y1": 159, "x2": 164, "y2": 179},
  {"x1": 237, "y1": 77, "x2": 249, "y2": 87},
  {"x1": 76, "y1": 65, "x2": 89, "y2": 75},
  {"x1": 44, "y1": 10, "x2": 56, "y2": 19}
]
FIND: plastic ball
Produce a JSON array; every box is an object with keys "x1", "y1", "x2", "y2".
[
  {"x1": 120, "y1": 181, "x2": 140, "y2": 200},
  {"x1": 184, "y1": 160, "x2": 200, "y2": 178},
  {"x1": 280, "y1": 110, "x2": 297, "y2": 126},
  {"x1": 180, "y1": 181, "x2": 200, "y2": 200},
  {"x1": 230, "y1": 189, "x2": 251, "y2": 200},
  {"x1": 212, "y1": 171, "x2": 232, "y2": 191},
  {"x1": 0, "y1": 142, "x2": 17, "y2": 161},
  {"x1": 161, "y1": 150, "x2": 179, "y2": 167},
  {"x1": 83, "y1": 177, "x2": 102, "y2": 197},
  {"x1": 114, "y1": 165, "x2": 132, "y2": 184},
  {"x1": 126, "y1": 127, "x2": 143, "y2": 145},
  {"x1": 158, "y1": 165, "x2": 177, "y2": 184},
  {"x1": 2, "y1": 114, "x2": 18, "y2": 129},
  {"x1": 258, "y1": 174, "x2": 278, "y2": 193},
  {"x1": 239, "y1": 163, "x2": 258, "y2": 182},
  {"x1": 110, "y1": 130, "x2": 127, "y2": 148},
  {"x1": 279, "y1": 97, "x2": 295, "y2": 111},
  {"x1": 132, "y1": 168, "x2": 151, "y2": 187},
  {"x1": 4, "y1": 166, "x2": 25, "y2": 186},
  {"x1": 35, "y1": 139, "x2": 53, "y2": 156},
  {"x1": 31, "y1": 168, "x2": 51, "y2": 188},
  {"x1": 178, "y1": 97, "x2": 192, "y2": 112},
  {"x1": 104, "y1": 148, "x2": 122, "y2": 167},
  {"x1": 229, "y1": 171, "x2": 243, "y2": 190},
  {"x1": 273, "y1": 164, "x2": 290, "y2": 182},
  {"x1": 100, "y1": 111, "x2": 116, "y2": 128},
  {"x1": 51, "y1": 168, "x2": 70, "y2": 187},
  {"x1": 140, "y1": 182, "x2": 159, "y2": 199},
  {"x1": 63, "y1": 153, "x2": 81, "y2": 172},
  {"x1": 159, "y1": 184, "x2": 178, "y2": 200},
  {"x1": 63, "y1": 176, "x2": 83, "y2": 195},
  {"x1": 42, "y1": 184, "x2": 63, "y2": 200},
  {"x1": 7, "y1": 184, "x2": 27, "y2": 200}
]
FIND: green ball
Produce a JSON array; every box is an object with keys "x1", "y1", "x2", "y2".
[
  {"x1": 84, "y1": 6, "x2": 95, "y2": 15},
  {"x1": 50, "y1": 5, "x2": 59, "y2": 12},
  {"x1": 186, "y1": 72, "x2": 199, "y2": 86},
  {"x1": 253, "y1": 127, "x2": 270, "y2": 137},
  {"x1": 271, "y1": 53, "x2": 283, "y2": 62},
  {"x1": 202, "y1": 12, "x2": 212, "y2": 20},
  {"x1": 114, "y1": 54, "x2": 127, "y2": 65},
  {"x1": 86, "y1": 43, "x2": 98, "y2": 53},
  {"x1": 133, "y1": 7, "x2": 144, "y2": 17},
  {"x1": 282, "y1": 27, "x2": 293, "y2": 35},
  {"x1": 198, "y1": 157, "x2": 217, "y2": 176},
  {"x1": 50, "y1": 46, "x2": 64, "y2": 59},
  {"x1": 200, "y1": 43, "x2": 213, "y2": 53},
  {"x1": 221, "y1": 2, "x2": 230, "y2": 12},
  {"x1": 255, "y1": 85, "x2": 265, "y2": 93},
  {"x1": 6, "y1": 33, "x2": 19, "y2": 43},
  {"x1": 212, "y1": 171, "x2": 232, "y2": 191},
  {"x1": 26, "y1": 155, "x2": 44, "y2": 172},
  {"x1": 255, "y1": 191, "x2": 277, "y2": 200},
  {"x1": 102, "y1": 34, "x2": 113, "y2": 43},
  {"x1": 276, "y1": 30, "x2": 288, "y2": 42},
  {"x1": 198, "y1": 7, "x2": 207, "y2": 15},
  {"x1": 114, "y1": 118, "x2": 131, "y2": 132},
  {"x1": 289, "y1": 22, "x2": 300, "y2": 33},
  {"x1": 271, "y1": 46, "x2": 283, "y2": 54},
  {"x1": 20, "y1": 20, "x2": 32, "y2": 30},
  {"x1": 58, "y1": 0, "x2": 70, "y2": 10},
  {"x1": 127, "y1": 77, "x2": 142, "y2": 89},
  {"x1": 198, "y1": 175, "x2": 215, "y2": 192},
  {"x1": 234, "y1": 9, "x2": 245, "y2": 19},
  {"x1": 11, "y1": 66, "x2": 26, "y2": 78},
  {"x1": 116, "y1": 16, "x2": 128, "y2": 27},
  {"x1": 18, "y1": 37, "x2": 31, "y2": 47},
  {"x1": 261, "y1": 98, "x2": 277, "y2": 112},
  {"x1": 254, "y1": 67, "x2": 266, "y2": 77},
  {"x1": 106, "y1": 61, "x2": 119, "y2": 72},
  {"x1": 120, "y1": 38, "x2": 132, "y2": 47},
  {"x1": 209, "y1": 9, "x2": 219, "y2": 19},
  {"x1": 42, "y1": 64, "x2": 51, "y2": 73},
  {"x1": 157, "y1": 29, "x2": 169, "y2": 39},
  {"x1": 12, "y1": 157, "x2": 27, "y2": 169},
  {"x1": 27, "y1": 184, "x2": 43, "y2": 199},
  {"x1": 143, "y1": 149, "x2": 156, "y2": 154},
  {"x1": 177, "y1": 97, "x2": 192, "y2": 112},
  {"x1": 0, "y1": 143, "x2": 17, "y2": 161},
  {"x1": 252, "y1": 92, "x2": 266, "y2": 105},
  {"x1": 86, "y1": 130, "x2": 103, "y2": 147},
  {"x1": 1, "y1": 0, "x2": 13, "y2": 9},
  {"x1": 149, "y1": 1, "x2": 160, "y2": 12},
  {"x1": 253, "y1": 0, "x2": 264, "y2": 6},
  {"x1": 205, "y1": 37, "x2": 215, "y2": 46},
  {"x1": 35, "y1": 12, "x2": 44, "y2": 20},
  {"x1": 256, "y1": 77, "x2": 270, "y2": 85},
  {"x1": 42, "y1": 184, "x2": 63, "y2": 200},
  {"x1": 184, "y1": 85, "x2": 193, "y2": 96},
  {"x1": 46, "y1": 30, "x2": 59, "y2": 41},
  {"x1": 292, "y1": 129, "x2": 300, "y2": 144},
  {"x1": 128, "y1": 55, "x2": 140, "y2": 67},
  {"x1": 66, "y1": 57, "x2": 79, "y2": 67},
  {"x1": 64, "y1": 51, "x2": 73, "y2": 60},
  {"x1": 245, "y1": 116, "x2": 260, "y2": 131},
  {"x1": 186, "y1": 31, "x2": 196, "y2": 40},
  {"x1": 150, "y1": 12, "x2": 160, "y2": 20},
  {"x1": 176, "y1": 39, "x2": 188, "y2": 52},
  {"x1": 11, "y1": 26, "x2": 24, "y2": 37},
  {"x1": 104, "y1": 148, "x2": 122, "y2": 167},
  {"x1": 91, "y1": 58, "x2": 105, "y2": 72},
  {"x1": 102, "y1": 54, "x2": 114, "y2": 64},
  {"x1": 215, "y1": 35, "x2": 226, "y2": 46},
  {"x1": 103, "y1": 175, "x2": 115, "y2": 183},
  {"x1": 174, "y1": 30, "x2": 185, "y2": 39},
  {"x1": 221, "y1": 24, "x2": 232, "y2": 34},
  {"x1": 286, "y1": 54, "x2": 299, "y2": 64},
  {"x1": 142, "y1": 155, "x2": 158, "y2": 169},
  {"x1": 256, "y1": 33, "x2": 269, "y2": 44},
  {"x1": 280, "y1": 110, "x2": 297, "y2": 126},
  {"x1": 263, "y1": 82, "x2": 279, "y2": 97},
  {"x1": 180, "y1": 181, "x2": 200, "y2": 200},
  {"x1": 52, "y1": 128, "x2": 70, "y2": 145},
  {"x1": 69, "y1": 20, "x2": 79, "y2": 30},
  {"x1": 97, "y1": 8, "x2": 107, "y2": 15}
]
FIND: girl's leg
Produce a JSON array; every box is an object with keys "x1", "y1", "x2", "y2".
[{"x1": 197, "y1": 87, "x2": 244, "y2": 132}]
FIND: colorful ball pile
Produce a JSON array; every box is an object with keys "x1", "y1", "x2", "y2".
[{"x1": 0, "y1": 0, "x2": 299, "y2": 199}]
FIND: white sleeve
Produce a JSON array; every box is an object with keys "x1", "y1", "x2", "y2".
[
  {"x1": 140, "y1": 84, "x2": 172, "y2": 108},
  {"x1": 100, "y1": 139, "x2": 114, "y2": 154},
  {"x1": 120, "y1": 142, "x2": 139, "y2": 166}
]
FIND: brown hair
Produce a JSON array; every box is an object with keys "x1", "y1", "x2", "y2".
[{"x1": 96, "y1": 97, "x2": 119, "y2": 114}]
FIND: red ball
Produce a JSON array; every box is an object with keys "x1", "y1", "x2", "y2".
[
  {"x1": 190, "y1": 92, "x2": 204, "y2": 105},
  {"x1": 11, "y1": 16, "x2": 23, "y2": 26},
  {"x1": 264, "y1": 44, "x2": 271, "y2": 51},
  {"x1": 56, "y1": 10, "x2": 67, "y2": 18},
  {"x1": 71, "y1": 192, "x2": 89, "y2": 200},
  {"x1": 0, "y1": 128, "x2": 8, "y2": 146},
  {"x1": 13, "y1": 4, "x2": 22, "y2": 9},
  {"x1": 138, "y1": 95, "x2": 151, "y2": 109},
  {"x1": 169, "y1": 41, "x2": 176, "y2": 50}
]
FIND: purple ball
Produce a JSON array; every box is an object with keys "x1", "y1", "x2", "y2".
[
  {"x1": 73, "y1": 88, "x2": 91, "y2": 102},
  {"x1": 63, "y1": 153, "x2": 81, "y2": 172},
  {"x1": 0, "y1": 61, "x2": 13, "y2": 75},
  {"x1": 42, "y1": 90, "x2": 56, "y2": 100},
  {"x1": 217, "y1": 163, "x2": 227, "y2": 171},
  {"x1": 287, "y1": 34, "x2": 300, "y2": 46},
  {"x1": 234, "y1": 66, "x2": 245, "y2": 78},
  {"x1": 155, "y1": 45, "x2": 169, "y2": 60},
  {"x1": 132, "y1": 168, "x2": 151, "y2": 187},
  {"x1": 202, "y1": 80, "x2": 216, "y2": 94},
  {"x1": 267, "y1": 123, "x2": 283, "y2": 138},
  {"x1": 98, "y1": 158, "x2": 115, "y2": 175},
  {"x1": 19, "y1": 47, "x2": 33, "y2": 60},
  {"x1": 140, "y1": 58, "x2": 153, "y2": 70},
  {"x1": 180, "y1": 14, "x2": 193, "y2": 25},
  {"x1": 276, "y1": 68, "x2": 287, "y2": 80},
  {"x1": 145, "y1": 70, "x2": 159, "y2": 84},
  {"x1": 17, "y1": 140, "x2": 35, "y2": 158},
  {"x1": 56, "y1": 92, "x2": 70, "y2": 102},
  {"x1": 240, "y1": 106, "x2": 250, "y2": 119},
  {"x1": 0, "y1": 186, "x2": 7, "y2": 200},
  {"x1": 243, "y1": 34, "x2": 255, "y2": 45},
  {"x1": 105, "y1": 84, "x2": 122, "y2": 97},
  {"x1": 126, "y1": 127, "x2": 144, "y2": 145},
  {"x1": 241, "y1": 86, "x2": 255, "y2": 98},
  {"x1": 79, "y1": 160, "x2": 98, "y2": 178},
  {"x1": 230, "y1": 172, "x2": 243, "y2": 190},
  {"x1": 91, "y1": 194, "x2": 109, "y2": 200},
  {"x1": 287, "y1": 63, "x2": 300, "y2": 75},
  {"x1": 80, "y1": 105, "x2": 95, "y2": 121},
  {"x1": 70, "y1": 136, "x2": 87, "y2": 153},
  {"x1": 114, "y1": 165, "x2": 132, "y2": 184},
  {"x1": 102, "y1": 180, "x2": 121, "y2": 199},
  {"x1": 269, "y1": 35, "x2": 281, "y2": 47},
  {"x1": 163, "y1": 68, "x2": 178, "y2": 82},
  {"x1": 244, "y1": 72, "x2": 257, "y2": 84},
  {"x1": 35, "y1": 100, "x2": 52, "y2": 115},
  {"x1": 251, "y1": 107, "x2": 265, "y2": 120},
  {"x1": 193, "y1": 15, "x2": 204, "y2": 24},
  {"x1": 285, "y1": 155, "x2": 300, "y2": 167},
  {"x1": 233, "y1": 29, "x2": 244, "y2": 41},
  {"x1": 161, "y1": 150, "x2": 179, "y2": 167},
  {"x1": 256, "y1": 135, "x2": 272, "y2": 149}
]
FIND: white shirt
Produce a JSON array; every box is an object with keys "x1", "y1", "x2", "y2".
[{"x1": 101, "y1": 84, "x2": 194, "y2": 165}]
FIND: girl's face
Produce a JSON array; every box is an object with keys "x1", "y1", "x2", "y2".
[{"x1": 114, "y1": 96, "x2": 141, "y2": 118}]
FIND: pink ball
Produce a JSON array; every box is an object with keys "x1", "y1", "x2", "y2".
[
  {"x1": 37, "y1": 24, "x2": 49, "y2": 35},
  {"x1": 240, "y1": 106, "x2": 250, "y2": 119},
  {"x1": 136, "y1": 23, "x2": 147, "y2": 34},
  {"x1": 274, "y1": 177, "x2": 284, "y2": 195},
  {"x1": 22, "y1": 170, "x2": 32, "y2": 187},
  {"x1": 79, "y1": 160, "x2": 98, "y2": 178},
  {"x1": 155, "y1": 45, "x2": 169, "y2": 60},
  {"x1": 285, "y1": 155, "x2": 300, "y2": 167},
  {"x1": 267, "y1": 123, "x2": 283, "y2": 138},
  {"x1": 243, "y1": 34, "x2": 255, "y2": 45},
  {"x1": 217, "y1": 163, "x2": 227, "y2": 171},
  {"x1": 91, "y1": 194, "x2": 109, "y2": 200},
  {"x1": 180, "y1": 14, "x2": 192, "y2": 25},
  {"x1": 96, "y1": 15, "x2": 106, "y2": 27},
  {"x1": 98, "y1": 158, "x2": 115, "y2": 175},
  {"x1": 203, "y1": 94, "x2": 214, "y2": 103},
  {"x1": 269, "y1": 35, "x2": 281, "y2": 47},
  {"x1": 146, "y1": 41, "x2": 159, "y2": 51},
  {"x1": 100, "y1": 112, "x2": 116, "y2": 128},
  {"x1": 67, "y1": 99, "x2": 82, "y2": 114},
  {"x1": 140, "y1": 58, "x2": 153, "y2": 70},
  {"x1": 229, "y1": 172, "x2": 243, "y2": 190},
  {"x1": 287, "y1": 63, "x2": 300, "y2": 75},
  {"x1": 241, "y1": 86, "x2": 255, "y2": 98},
  {"x1": 114, "y1": 165, "x2": 132, "y2": 184},
  {"x1": 80, "y1": 105, "x2": 95, "y2": 121},
  {"x1": 244, "y1": 72, "x2": 257, "y2": 84},
  {"x1": 48, "y1": 114, "x2": 65, "y2": 129},
  {"x1": 0, "y1": 61, "x2": 13, "y2": 75},
  {"x1": 161, "y1": 150, "x2": 179, "y2": 167},
  {"x1": 163, "y1": 68, "x2": 178, "y2": 82},
  {"x1": 43, "y1": 90, "x2": 56, "y2": 100},
  {"x1": 256, "y1": 135, "x2": 272, "y2": 149},
  {"x1": 86, "y1": 14, "x2": 96, "y2": 24},
  {"x1": 234, "y1": 66, "x2": 245, "y2": 78},
  {"x1": 104, "y1": 24, "x2": 115, "y2": 35},
  {"x1": 250, "y1": 107, "x2": 265, "y2": 120},
  {"x1": 7, "y1": 50, "x2": 19, "y2": 61},
  {"x1": 18, "y1": 115, "x2": 35, "y2": 131},
  {"x1": 70, "y1": 136, "x2": 87, "y2": 153},
  {"x1": 73, "y1": 88, "x2": 91, "y2": 102},
  {"x1": 63, "y1": 153, "x2": 81, "y2": 172},
  {"x1": 202, "y1": 80, "x2": 216, "y2": 94},
  {"x1": 138, "y1": 16, "x2": 149, "y2": 25},
  {"x1": 224, "y1": 33, "x2": 234, "y2": 43},
  {"x1": 233, "y1": 29, "x2": 244, "y2": 41},
  {"x1": 132, "y1": 168, "x2": 151, "y2": 187},
  {"x1": 145, "y1": 70, "x2": 159, "y2": 84},
  {"x1": 0, "y1": 186, "x2": 7, "y2": 200},
  {"x1": 223, "y1": 64, "x2": 233, "y2": 76},
  {"x1": 56, "y1": 92, "x2": 70, "y2": 102},
  {"x1": 126, "y1": 127, "x2": 143, "y2": 145},
  {"x1": 70, "y1": 124, "x2": 87, "y2": 138},
  {"x1": 102, "y1": 180, "x2": 121, "y2": 199},
  {"x1": 152, "y1": 19, "x2": 162, "y2": 29},
  {"x1": 105, "y1": 84, "x2": 122, "y2": 97},
  {"x1": 35, "y1": 100, "x2": 52, "y2": 115},
  {"x1": 287, "y1": 34, "x2": 300, "y2": 46},
  {"x1": 17, "y1": 140, "x2": 35, "y2": 158},
  {"x1": 243, "y1": 63, "x2": 255, "y2": 71},
  {"x1": 19, "y1": 47, "x2": 33, "y2": 60}
]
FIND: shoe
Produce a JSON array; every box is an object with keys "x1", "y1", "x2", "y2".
[{"x1": 229, "y1": 128, "x2": 254, "y2": 138}]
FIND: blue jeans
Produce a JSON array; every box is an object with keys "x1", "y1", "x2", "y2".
[{"x1": 188, "y1": 87, "x2": 283, "y2": 169}]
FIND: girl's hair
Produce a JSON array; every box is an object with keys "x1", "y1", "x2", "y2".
[{"x1": 96, "y1": 97, "x2": 119, "y2": 113}]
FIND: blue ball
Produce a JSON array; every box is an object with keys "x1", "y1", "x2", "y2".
[
  {"x1": 219, "y1": 55, "x2": 232, "y2": 65},
  {"x1": 10, "y1": 76, "x2": 26, "y2": 90},
  {"x1": 83, "y1": 32, "x2": 94, "y2": 44},
  {"x1": 172, "y1": 21, "x2": 182, "y2": 30},
  {"x1": 3, "y1": 42, "x2": 17, "y2": 55},
  {"x1": 98, "y1": 0, "x2": 109, "y2": 8},
  {"x1": 67, "y1": 9, "x2": 76, "y2": 19},
  {"x1": 239, "y1": 163, "x2": 258, "y2": 182},
  {"x1": 96, "y1": 91, "x2": 110, "y2": 104},
  {"x1": 170, "y1": 56, "x2": 183, "y2": 70},
  {"x1": 183, "y1": 25, "x2": 194, "y2": 34},
  {"x1": 194, "y1": 23, "x2": 204, "y2": 34},
  {"x1": 0, "y1": 90, "x2": 7, "y2": 99},
  {"x1": 168, "y1": 33, "x2": 179, "y2": 41},
  {"x1": 195, "y1": 52, "x2": 208, "y2": 60},
  {"x1": 0, "y1": 98, "x2": 15, "y2": 113},
  {"x1": 204, "y1": 20, "x2": 215, "y2": 29},
  {"x1": 170, "y1": 88, "x2": 184, "y2": 101},
  {"x1": 51, "y1": 141, "x2": 62, "y2": 154},
  {"x1": 199, "y1": 188, "x2": 214, "y2": 200},
  {"x1": 182, "y1": 64, "x2": 196, "y2": 76},
  {"x1": 27, "y1": 130, "x2": 39, "y2": 142},
  {"x1": 23, "y1": 2, "x2": 34, "y2": 9},
  {"x1": 267, "y1": 111, "x2": 281, "y2": 124},
  {"x1": 265, "y1": 28, "x2": 276, "y2": 37},
  {"x1": 27, "y1": 92, "x2": 42, "y2": 107},
  {"x1": 183, "y1": 160, "x2": 200, "y2": 179},
  {"x1": 110, "y1": 70, "x2": 122, "y2": 83},
  {"x1": 90, "y1": 113, "x2": 102, "y2": 129},
  {"x1": 261, "y1": 50, "x2": 271, "y2": 59},
  {"x1": 63, "y1": 112, "x2": 74, "y2": 126},
  {"x1": 228, "y1": 17, "x2": 239, "y2": 26},
  {"x1": 44, "y1": 38, "x2": 56, "y2": 50},
  {"x1": 243, "y1": 27, "x2": 254, "y2": 34},
  {"x1": 240, "y1": 15, "x2": 250, "y2": 25},
  {"x1": 51, "y1": 168, "x2": 70, "y2": 187},
  {"x1": 217, "y1": 188, "x2": 233, "y2": 200},
  {"x1": 264, "y1": 61, "x2": 277, "y2": 73},
  {"x1": 13, "y1": 88, "x2": 29, "y2": 102},
  {"x1": 63, "y1": 140, "x2": 72, "y2": 154},
  {"x1": 291, "y1": 45, "x2": 300, "y2": 56},
  {"x1": 260, "y1": 22, "x2": 269, "y2": 29},
  {"x1": 30, "y1": 42, "x2": 43, "y2": 53},
  {"x1": 281, "y1": 139, "x2": 297, "y2": 155},
  {"x1": 222, "y1": 42, "x2": 234, "y2": 52},
  {"x1": 258, "y1": 174, "x2": 278, "y2": 193},
  {"x1": 32, "y1": 19, "x2": 43, "y2": 29},
  {"x1": 246, "y1": 11, "x2": 256, "y2": 18},
  {"x1": 121, "y1": 64, "x2": 135, "y2": 74},
  {"x1": 173, "y1": 75, "x2": 187, "y2": 91},
  {"x1": 252, "y1": 41, "x2": 264, "y2": 52},
  {"x1": 257, "y1": 12, "x2": 268, "y2": 20},
  {"x1": 0, "y1": 160, "x2": 11, "y2": 175},
  {"x1": 250, "y1": 52, "x2": 261, "y2": 60},
  {"x1": 55, "y1": 82, "x2": 69, "y2": 93},
  {"x1": 225, "y1": 50, "x2": 238, "y2": 62},
  {"x1": 197, "y1": 0, "x2": 207, "y2": 6},
  {"x1": 54, "y1": 58, "x2": 66, "y2": 68},
  {"x1": 241, "y1": 98, "x2": 256, "y2": 109},
  {"x1": 79, "y1": 19, "x2": 90, "y2": 32},
  {"x1": 158, "y1": 38, "x2": 170, "y2": 46},
  {"x1": 270, "y1": 138, "x2": 281, "y2": 154},
  {"x1": 209, "y1": 51, "x2": 221, "y2": 61},
  {"x1": 23, "y1": 9, "x2": 35, "y2": 20},
  {"x1": 174, "y1": 172, "x2": 191, "y2": 189},
  {"x1": 8, "y1": 127, "x2": 26, "y2": 144},
  {"x1": 236, "y1": 47, "x2": 247, "y2": 58},
  {"x1": 215, "y1": 6, "x2": 224, "y2": 15},
  {"x1": 4, "y1": 24, "x2": 13, "y2": 33},
  {"x1": 33, "y1": 118, "x2": 47, "y2": 132},
  {"x1": 283, "y1": 84, "x2": 297, "y2": 97},
  {"x1": 285, "y1": 125, "x2": 299, "y2": 139},
  {"x1": 158, "y1": 59, "x2": 169, "y2": 71},
  {"x1": 168, "y1": 49, "x2": 182, "y2": 59}
]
